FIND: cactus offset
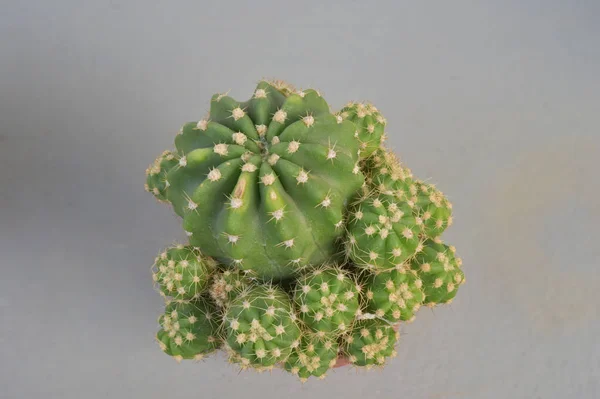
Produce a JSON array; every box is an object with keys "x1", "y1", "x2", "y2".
[
  {"x1": 208, "y1": 268, "x2": 255, "y2": 308},
  {"x1": 363, "y1": 265, "x2": 424, "y2": 323},
  {"x1": 152, "y1": 245, "x2": 216, "y2": 301},
  {"x1": 345, "y1": 189, "x2": 424, "y2": 272},
  {"x1": 284, "y1": 334, "x2": 339, "y2": 381},
  {"x1": 293, "y1": 265, "x2": 361, "y2": 337},
  {"x1": 342, "y1": 319, "x2": 398, "y2": 367},
  {"x1": 224, "y1": 284, "x2": 301, "y2": 368},
  {"x1": 156, "y1": 298, "x2": 222, "y2": 362},
  {"x1": 145, "y1": 150, "x2": 178, "y2": 202},
  {"x1": 337, "y1": 102, "x2": 387, "y2": 158},
  {"x1": 410, "y1": 239, "x2": 465, "y2": 306}
]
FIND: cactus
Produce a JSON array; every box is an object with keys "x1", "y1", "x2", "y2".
[
  {"x1": 364, "y1": 148, "x2": 453, "y2": 238},
  {"x1": 145, "y1": 150, "x2": 178, "y2": 202},
  {"x1": 152, "y1": 245, "x2": 217, "y2": 301},
  {"x1": 342, "y1": 319, "x2": 398, "y2": 367},
  {"x1": 345, "y1": 190, "x2": 424, "y2": 272},
  {"x1": 410, "y1": 239, "x2": 465, "y2": 306},
  {"x1": 284, "y1": 334, "x2": 339, "y2": 381},
  {"x1": 337, "y1": 102, "x2": 387, "y2": 158},
  {"x1": 292, "y1": 265, "x2": 361, "y2": 337},
  {"x1": 224, "y1": 284, "x2": 302, "y2": 368},
  {"x1": 156, "y1": 298, "x2": 222, "y2": 362},
  {"x1": 145, "y1": 79, "x2": 466, "y2": 379},
  {"x1": 412, "y1": 181, "x2": 453, "y2": 238},
  {"x1": 363, "y1": 265, "x2": 424, "y2": 323},
  {"x1": 208, "y1": 268, "x2": 255, "y2": 308},
  {"x1": 154, "y1": 81, "x2": 364, "y2": 280}
]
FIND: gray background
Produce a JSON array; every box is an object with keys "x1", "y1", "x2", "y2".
[{"x1": 1, "y1": 1, "x2": 599, "y2": 398}]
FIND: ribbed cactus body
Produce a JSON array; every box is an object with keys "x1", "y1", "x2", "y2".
[
  {"x1": 156, "y1": 298, "x2": 222, "y2": 362},
  {"x1": 293, "y1": 265, "x2": 360, "y2": 336},
  {"x1": 164, "y1": 82, "x2": 363, "y2": 280},
  {"x1": 363, "y1": 266, "x2": 424, "y2": 322},
  {"x1": 224, "y1": 285, "x2": 301, "y2": 368},
  {"x1": 346, "y1": 191, "x2": 424, "y2": 271},
  {"x1": 410, "y1": 240, "x2": 465, "y2": 306},
  {"x1": 337, "y1": 102, "x2": 387, "y2": 158},
  {"x1": 412, "y1": 181, "x2": 453, "y2": 238},
  {"x1": 342, "y1": 319, "x2": 398, "y2": 367},
  {"x1": 145, "y1": 150, "x2": 178, "y2": 202},
  {"x1": 365, "y1": 148, "x2": 453, "y2": 238},
  {"x1": 152, "y1": 245, "x2": 216, "y2": 300},
  {"x1": 284, "y1": 334, "x2": 339, "y2": 381},
  {"x1": 208, "y1": 268, "x2": 254, "y2": 308}
]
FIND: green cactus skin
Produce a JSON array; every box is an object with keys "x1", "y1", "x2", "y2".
[
  {"x1": 337, "y1": 102, "x2": 387, "y2": 158},
  {"x1": 342, "y1": 319, "x2": 398, "y2": 367},
  {"x1": 363, "y1": 265, "x2": 424, "y2": 323},
  {"x1": 409, "y1": 239, "x2": 465, "y2": 306},
  {"x1": 284, "y1": 334, "x2": 339, "y2": 381},
  {"x1": 293, "y1": 265, "x2": 361, "y2": 337},
  {"x1": 156, "y1": 298, "x2": 222, "y2": 362},
  {"x1": 345, "y1": 190, "x2": 424, "y2": 272},
  {"x1": 145, "y1": 150, "x2": 178, "y2": 202},
  {"x1": 157, "y1": 81, "x2": 364, "y2": 280},
  {"x1": 152, "y1": 245, "x2": 217, "y2": 301},
  {"x1": 224, "y1": 284, "x2": 302, "y2": 368},
  {"x1": 208, "y1": 268, "x2": 256, "y2": 308}
]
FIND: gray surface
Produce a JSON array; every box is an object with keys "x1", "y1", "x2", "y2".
[{"x1": 1, "y1": 1, "x2": 599, "y2": 398}]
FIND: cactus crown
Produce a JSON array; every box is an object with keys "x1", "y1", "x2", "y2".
[{"x1": 144, "y1": 79, "x2": 465, "y2": 381}]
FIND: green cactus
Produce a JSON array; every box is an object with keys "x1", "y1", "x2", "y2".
[
  {"x1": 152, "y1": 80, "x2": 364, "y2": 280},
  {"x1": 337, "y1": 102, "x2": 387, "y2": 158},
  {"x1": 345, "y1": 190, "x2": 424, "y2": 272},
  {"x1": 145, "y1": 150, "x2": 178, "y2": 202},
  {"x1": 284, "y1": 334, "x2": 339, "y2": 381},
  {"x1": 293, "y1": 265, "x2": 361, "y2": 337},
  {"x1": 363, "y1": 265, "x2": 424, "y2": 323},
  {"x1": 342, "y1": 319, "x2": 398, "y2": 367},
  {"x1": 363, "y1": 148, "x2": 453, "y2": 239},
  {"x1": 152, "y1": 244, "x2": 217, "y2": 301},
  {"x1": 224, "y1": 284, "x2": 301, "y2": 368},
  {"x1": 156, "y1": 298, "x2": 222, "y2": 362},
  {"x1": 144, "y1": 80, "x2": 466, "y2": 379},
  {"x1": 208, "y1": 268, "x2": 255, "y2": 308},
  {"x1": 412, "y1": 181, "x2": 453, "y2": 238},
  {"x1": 410, "y1": 239, "x2": 465, "y2": 306}
]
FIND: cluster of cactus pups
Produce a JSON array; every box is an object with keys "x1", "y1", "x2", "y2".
[{"x1": 145, "y1": 79, "x2": 465, "y2": 381}]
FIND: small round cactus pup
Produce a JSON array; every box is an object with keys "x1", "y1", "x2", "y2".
[
  {"x1": 284, "y1": 333, "x2": 339, "y2": 381},
  {"x1": 362, "y1": 148, "x2": 414, "y2": 198},
  {"x1": 145, "y1": 150, "x2": 178, "y2": 202},
  {"x1": 337, "y1": 102, "x2": 387, "y2": 158},
  {"x1": 363, "y1": 265, "x2": 425, "y2": 323},
  {"x1": 342, "y1": 319, "x2": 399, "y2": 367},
  {"x1": 293, "y1": 265, "x2": 361, "y2": 337},
  {"x1": 224, "y1": 284, "x2": 301, "y2": 368},
  {"x1": 412, "y1": 181, "x2": 453, "y2": 238},
  {"x1": 361, "y1": 148, "x2": 453, "y2": 239},
  {"x1": 152, "y1": 245, "x2": 217, "y2": 300},
  {"x1": 150, "y1": 80, "x2": 364, "y2": 280},
  {"x1": 409, "y1": 240, "x2": 465, "y2": 306},
  {"x1": 345, "y1": 191, "x2": 424, "y2": 272},
  {"x1": 208, "y1": 268, "x2": 256, "y2": 308},
  {"x1": 156, "y1": 297, "x2": 222, "y2": 362}
]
